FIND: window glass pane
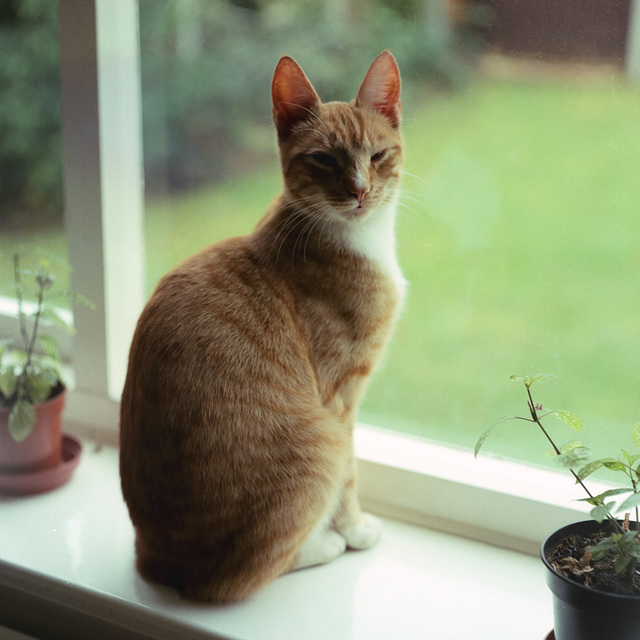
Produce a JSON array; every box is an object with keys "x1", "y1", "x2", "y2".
[
  {"x1": 0, "y1": 0, "x2": 67, "y2": 295},
  {"x1": 139, "y1": 0, "x2": 640, "y2": 466}
]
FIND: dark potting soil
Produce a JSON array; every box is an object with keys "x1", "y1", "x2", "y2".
[{"x1": 548, "y1": 531, "x2": 640, "y2": 596}]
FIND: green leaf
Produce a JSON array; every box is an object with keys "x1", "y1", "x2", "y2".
[
  {"x1": 37, "y1": 334, "x2": 60, "y2": 361},
  {"x1": 590, "y1": 503, "x2": 615, "y2": 523},
  {"x1": 633, "y1": 421, "x2": 640, "y2": 449},
  {"x1": 26, "y1": 368, "x2": 58, "y2": 404},
  {"x1": 551, "y1": 410, "x2": 583, "y2": 432},
  {"x1": 617, "y1": 491, "x2": 640, "y2": 513},
  {"x1": 511, "y1": 374, "x2": 555, "y2": 388},
  {"x1": 576, "y1": 460, "x2": 605, "y2": 481},
  {"x1": 621, "y1": 449, "x2": 640, "y2": 466},
  {"x1": 552, "y1": 441, "x2": 590, "y2": 468},
  {"x1": 576, "y1": 495, "x2": 604, "y2": 506},
  {"x1": 614, "y1": 554, "x2": 632, "y2": 573},
  {"x1": 8, "y1": 400, "x2": 37, "y2": 442},
  {"x1": 0, "y1": 368, "x2": 18, "y2": 399},
  {"x1": 589, "y1": 534, "x2": 617, "y2": 556},
  {"x1": 576, "y1": 489, "x2": 631, "y2": 507},
  {"x1": 70, "y1": 291, "x2": 96, "y2": 311},
  {"x1": 0, "y1": 338, "x2": 13, "y2": 360},
  {"x1": 597, "y1": 488, "x2": 634, "y2": 500},
  {"x1": 603, "y1": 460, "x2": 628, "y2": 474},
  {"x1": 619, "y1": 530, "x2": 639, "y2": 545},
  {"x1": 474, "y1": 414, "x2": 518, "y2": 457},
  {"x1": 38, "y1": 306, "x2": 75, "y2": 334}
]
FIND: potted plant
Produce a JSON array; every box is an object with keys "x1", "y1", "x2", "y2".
[
  {"x1": 475, "y1": 374, "x2": 640, "y2": 640},
  {"x1": 0, "y1": 251, "x2": 91, "y2": 494}
]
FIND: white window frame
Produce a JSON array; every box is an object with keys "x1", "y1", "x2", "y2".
[
  {"x1": 58, "y1": 0, "x2": 145, "y2": 438},
  {"x1": 52, "y1": 0, "x2": 614, "y2": 558}
]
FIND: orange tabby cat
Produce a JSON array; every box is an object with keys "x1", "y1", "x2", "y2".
[{"x1": 120, "y1": 51, "x2": 404, "y2": 604}]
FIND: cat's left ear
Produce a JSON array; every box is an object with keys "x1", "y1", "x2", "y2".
[
  {"x1": 355, "y1": 51, "x2": 402, "y2": 128},
  {"x1": 272, "y1": 56, "x2": 321, "y2": 138}
]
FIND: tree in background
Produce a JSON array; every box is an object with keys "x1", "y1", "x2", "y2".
[
  {"x1": 140, "y1": 0, "x2": 482, "y2": 192},
  {"x1": 0, "y1": 0, "x2": 61, "y2": 228},
  {"x1": 0, "y1": 0, "x2": 483, "y2": 223}
]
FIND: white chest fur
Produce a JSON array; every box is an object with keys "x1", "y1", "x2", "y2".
[{"x1": 342, "y1": 198, "x2": 407, "y2": 300}]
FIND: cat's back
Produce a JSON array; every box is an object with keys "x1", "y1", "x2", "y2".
[{"x1": 121, "y1": 233, "x2": 312, "y2": 427}]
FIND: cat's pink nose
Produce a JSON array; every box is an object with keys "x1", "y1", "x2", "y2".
[{"x1": 350, "y1": 186, "x2": 369, "y2": 205}]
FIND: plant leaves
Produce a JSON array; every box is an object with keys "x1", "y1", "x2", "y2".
[
  {"x1": 621, "y1": 449, "x2": 640, "y2": 466},
  {"x1": 616, "y1": 491, "x2": 640, "y2": 514},
  {"x1": 26, "y1": 367, "x2": 58, "y2": 404},
  {"x1": 590, "y1": 503, "x2": 615, "y2": 523},
  {"x1": 552, "y1": 441, "x2": 590, "y2": 468},
  {"x1": 551, "y1": 410, "x2": 583, "y2": 432},
  {"x1": 633, "y1": 421, "x2": 640, "y2": 449},
  {"x1": 37, "y1": 306, "x2": 75, "y2": 334},
  {"x1": 37, "y1": 334, "x2": 60, "y2": 361},
  {"x1": 602, "y1": 460, "x2": 628, "y2": 474},
  {"x1": 597, "y1": 488, "x2": 634, "y2": 500},
  {"x1": 614, "y1": 554, "x2": 632, "y2": 573},
  {"x1": 0, "y1": 368, "x2": 18, "y2": 400},
  {"x1": 474, "y1": 414, "x2": 518, "y2": 457},
  {"x1": 0, "y1": 338, "x2": 13, "y2": 360},
  {"x1": 511, "y1": 374, "x2": 555, "y2": 388},
  {"x1": 576, "y1": 460, "x2": 605, "y2": 481},
  {"x1": 589, "y1": 534, "x2": 617, "y2": 556},
  {"x1": 8, "y1": 400, "x2": 36, "y2": 443},
  {"x1": 71, "y1": 291, "x2": 96, "y2": 311}
]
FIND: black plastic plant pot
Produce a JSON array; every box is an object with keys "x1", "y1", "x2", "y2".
[{"x1": 541, "y1": 520, "x2": 640, "y2": 640}]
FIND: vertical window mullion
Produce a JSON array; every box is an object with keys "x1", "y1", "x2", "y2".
[{"x1": 58, "y1": 0, "x2": 145, "y2": 439}]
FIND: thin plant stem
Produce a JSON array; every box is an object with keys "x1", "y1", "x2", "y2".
[
  {"x1": 525, "y1": 384, "x2": 595, "y2": 499},
  {"x1": 12, "y1": 254, "x2": 30, "y2": 353},
  {"x1": 25, "y1": 283, "x2": 45, "y2": 369},
  {"x1": 525, "y1": 383, "x2": 627, "y2": 536}
]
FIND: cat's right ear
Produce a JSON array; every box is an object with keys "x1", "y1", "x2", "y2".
[{"x1": 272, "y1": 56, "x2": 320, "y2": 138}]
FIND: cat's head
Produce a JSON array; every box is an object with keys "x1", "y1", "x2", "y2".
[{"x1": 272, "y1": 51, "x2": 403, "y2": 223}]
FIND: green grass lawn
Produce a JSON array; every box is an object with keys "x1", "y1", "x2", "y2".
[{"x1": 5, "y1": 73, "x2": 640, "y2": 467}]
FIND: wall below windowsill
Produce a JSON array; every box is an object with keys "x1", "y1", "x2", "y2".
[{"x1": 0, "y1": 441, "x2": 553, "y2": 640}]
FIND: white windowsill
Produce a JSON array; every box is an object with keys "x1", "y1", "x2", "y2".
[{"x1": 0, "y1": 439, "x2": 555, "y2": 640}]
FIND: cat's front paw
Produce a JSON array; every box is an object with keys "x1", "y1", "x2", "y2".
[
  {"x1": 294, "y1": 530, "x2": 347, "y2": 570},
  {"x1": 340, "y1": 513, "x2": 382, "y2": 550}
]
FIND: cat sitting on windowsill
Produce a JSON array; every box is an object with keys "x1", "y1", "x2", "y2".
[{"x1": 120, "y1": 51, "x2": 405, "y2": 604}]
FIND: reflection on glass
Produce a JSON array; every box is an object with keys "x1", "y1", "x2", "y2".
[{"x1": 139, "y1": 1, "x2": 640, "y2": 463}]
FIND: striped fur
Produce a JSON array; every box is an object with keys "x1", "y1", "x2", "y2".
[{"x1": 120, "y1": 51, "x2": 404, "y2": 604}]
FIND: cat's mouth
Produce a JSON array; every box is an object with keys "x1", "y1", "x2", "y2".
[
  {"x1": 343, "y1": 198, "x2": 372, "y2": 219},
  {"x1": 336, "y1": 204, "x2": 368, "y2": 221}
]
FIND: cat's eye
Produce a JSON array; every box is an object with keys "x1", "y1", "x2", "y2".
[
  {"x1": 311, "y1": 153, "x2": 338, "y2": 168},
  {"x1": 371, "y1": 151, "x2": 385, "y2": 162}
]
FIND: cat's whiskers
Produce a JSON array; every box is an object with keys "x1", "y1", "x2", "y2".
[
  {"x1": 299, "y1": 210, "x2": 326, "y2": 264},
  {"x1": 271, "y1": 209, "x2": 309, "y2": 265},
  {"x1": 396, "y1": 187, "x2": 425, "y2": 223},
  {"x1": 269, "y1": 194, "x2": 329, "y2": 265},
  {"x1": 402, "y1": 170, "x2": 429, "y2": 187}
]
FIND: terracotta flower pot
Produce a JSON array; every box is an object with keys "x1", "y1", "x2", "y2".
[
  {"x1": 541, "y1": 520, "x2": 640, "y2": 640},
  {"x1": 0, "y1": 389, "x2": 66, "y2": 473}
]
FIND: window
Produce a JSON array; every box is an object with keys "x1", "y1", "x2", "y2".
[
  {"x1": 0, "y1": 0, "x2": 68, "y2": 348},
  {"x1": 136, "y1": 1, "x2": 640, "y2": 468},
  {"x1": 29, "y1": 0, "x2": 640, "y2": 548}
]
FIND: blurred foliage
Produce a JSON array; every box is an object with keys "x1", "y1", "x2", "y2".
[
  {"x1": 139, "y1": 0, "x2": 483, "y2": 192},
  {"x1": 0, "y1": 0, "x2": 62, "y2": 227},
  {"x1": 0, "y1": 0, "x2": 483, "y2": 222}
]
